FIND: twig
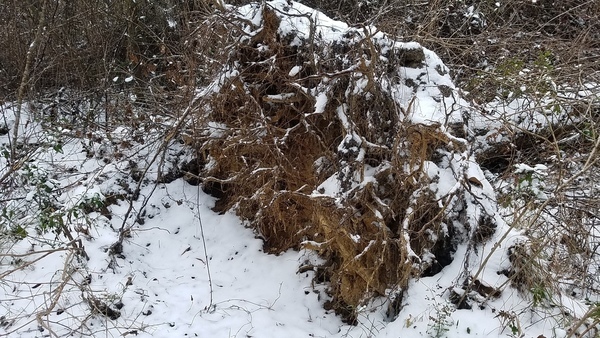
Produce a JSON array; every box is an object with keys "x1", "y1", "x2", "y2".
[
  {"x1": 196, "y1": 184, "x2": 214, "y2": 310},
  {"x1": 36, "y1": 250, "x2": 75, "y2": 338},
  {"x1": 11, "y1": 0, "x2": 48, "y2": 161},
  {"x1": 110, "y1": 96, "x2": 201, "y2": 258},
  {"x1": 0, "y1": 241, "x2": 77, "y2": 280}
]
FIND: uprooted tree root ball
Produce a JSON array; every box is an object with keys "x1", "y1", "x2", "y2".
[{"x1": 186, "y1": 1, "x2": 501, "y2": 322}]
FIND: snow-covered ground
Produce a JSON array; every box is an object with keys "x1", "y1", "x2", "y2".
[
  {"x1": 1, "y1": 1, "x2": 599, "y2": 337},
  {"x1": 0, "y1": 88, "x2": 575, "y2": 338}
]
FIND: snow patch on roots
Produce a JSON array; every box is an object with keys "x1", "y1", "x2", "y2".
[{"x1": 188, "y1": 0, "x2": 507, "y2": 322}]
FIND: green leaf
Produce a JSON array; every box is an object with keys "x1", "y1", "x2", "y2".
[
  {"x1": 53, "y1": 143, "x2": 64, "y2": 154},
  {"x1": 11, "y1": 225, "x2": 28, "y2": 239}
]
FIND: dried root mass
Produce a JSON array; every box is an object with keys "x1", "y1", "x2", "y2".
[{"x1": 188, "y1": 1, "x2": 500, "y2": 321}]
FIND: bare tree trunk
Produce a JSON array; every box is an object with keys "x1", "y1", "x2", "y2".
[{"x1": 11, "y1": 0, "x2": 48, "y2": 162}]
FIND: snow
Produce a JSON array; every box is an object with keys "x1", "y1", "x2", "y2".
[
  {"x1": 514, "y1": 163, "x2": 548, "y2": 175},
  {"x1": 288, "y1": 65, "x2": 302, "y2": 77},
  {"x1": 313, "y1": 91, "x2": 328, "y2": 115}
]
